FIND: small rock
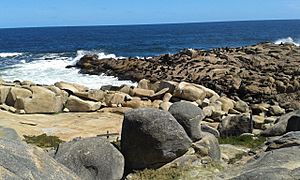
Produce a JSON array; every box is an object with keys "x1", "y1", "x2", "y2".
[
  {"x1": 130, "y1": 88, "x2": 155, "y2": 97},
  {"x1": 269, "y1": 105, "x2": 286, "y2": 116},
  {"x1": 234, "y1": 98, "x2": 249, "y2": 113},
  {"x1": 159, "y1": 101, "x2": 172, "y2": 111},
  {"x1": 65, "y1": 95, "x2": 101, "y2": 112},
  {"x1": 219, "y1": 114, "x2": 253, "y2": 137}
]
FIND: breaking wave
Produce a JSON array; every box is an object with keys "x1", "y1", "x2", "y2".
[
  {"x1": 0, "y1": 52, "x2": 23, "y2": 58},
  {"x1": 0, "y1": 50, "x2": 136, "y2": 89},
  {"x1": 274, "y1": 37, "x2": 300, "y2": 46}
]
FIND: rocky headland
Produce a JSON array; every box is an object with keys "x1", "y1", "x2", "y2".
[
  {"x1": 0, "y1": 42, "x2": 300, "y2": 179},
  {"x1": 75, "y1": 42, "x2": 300, "y2": 111}
]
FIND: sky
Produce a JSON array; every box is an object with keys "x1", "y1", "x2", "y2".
[{"x1": 0, "y1": 0, "x2": 300, "y2": 28}]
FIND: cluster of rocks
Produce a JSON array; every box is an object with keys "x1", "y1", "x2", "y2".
[
  {"x1": 0, "y1": 102, "x2": 221, "y2": 179},
  {"x1": 0, "y1": 78, "x2": 291, "y2": 136},
  {"x1": 75, "y1": 42, "x2": 300, "y2": 111},
  {"x1": 2, "y1": 103, "x2": 300, "y2": 179}
]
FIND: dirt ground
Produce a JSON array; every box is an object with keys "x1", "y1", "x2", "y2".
[{"x1": 0, "y1": 110, "x2": 124, "y2": 141}]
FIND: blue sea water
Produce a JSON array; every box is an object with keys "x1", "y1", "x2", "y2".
[{"x1": 0, "y1": 20, "x2": 300, "y2": 88}]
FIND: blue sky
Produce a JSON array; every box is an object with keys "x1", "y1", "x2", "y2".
[{"x1": 0, "y1": 0, "x2": 300, "y2": 28}]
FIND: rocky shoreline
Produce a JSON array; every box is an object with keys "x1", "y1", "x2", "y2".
[
  {"x1": 0, "y1": 42, "x2": 300, "y2": 179},
  {"x1": 75, "y1": 42, "x2": 300, "y2": 111}
]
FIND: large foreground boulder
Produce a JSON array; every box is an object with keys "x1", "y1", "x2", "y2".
[
  {"x1": 169, "y1": 102, "x2": 205, "y2": 141},
  {"x1": 0, "y1": 127, "x2": 79, "y2": 180},
  {"x1": 55, "y1": 137, "x2": 124, "y2": 180},
  {"x1": 262, "y1": 110, "x2": 300, "y2": 136},
  {"x1": 121, "y1": 108, "x2": 192, "y2": 170}
]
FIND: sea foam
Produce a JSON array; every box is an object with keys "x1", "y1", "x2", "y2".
[
  {"x1": 0, "y1": 50, "x2": 136, "y2": 89},
  {"x1": 274, "y1": 37, "x2": 300, "y2": 46},
  {"x1": 0, "y1": 52, "x2": 23, "y2": 58}
]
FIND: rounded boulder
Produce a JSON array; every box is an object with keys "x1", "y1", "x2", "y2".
[
  {"x1": 121, "y1": 108, "x2": 192, "y2": 170},
  {"x1": 169, "y1": 102, "x2": 205, "y2": 141},
  {"x1": 54, "y1": 137, "x2": 124, "y2": 180}
]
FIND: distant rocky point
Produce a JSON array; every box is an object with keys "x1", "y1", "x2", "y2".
[{"x1": 75, "y1": 42, "x2": 300, "y2": 111}]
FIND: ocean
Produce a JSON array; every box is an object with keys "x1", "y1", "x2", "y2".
[{"x1": 0, "y1": 20, "x2": 300, "y2": 89}]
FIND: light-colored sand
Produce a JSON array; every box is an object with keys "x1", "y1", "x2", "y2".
[{"x1": 0, "y1": 110, "x2": 123, "y2": 141}]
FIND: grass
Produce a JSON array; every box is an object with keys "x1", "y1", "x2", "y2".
[
  {"x1": 23, "y1": 133, "x2": 64, "y2": 148},
  {"x1": 218, "y1": 135, "x2": 266, "y2": 149},
  {"x1": 130, "y1": 161, "x2": 225, "y2": 180},
  {"x1": 227, "y1": 152, "x2": 248, "y2": 164},
  {"x1": 131, "y1": 167, "x2": 186, "y2": 180}
]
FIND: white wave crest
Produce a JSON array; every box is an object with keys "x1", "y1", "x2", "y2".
[
  {"x1": 72, "y1": 50, "x2": 117, "y2": 64},
  {"x1": 274, "y1": 37, "x2": 300, "y2": 46},
  {"x1": 0, "y1": 52, "x2": 136, "y2": 89},
  {"x1": 0, "y1": 52, "x2": 23, "y2": 58}
]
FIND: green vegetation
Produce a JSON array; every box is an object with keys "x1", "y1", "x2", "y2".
[
  {"x1": 228, "y1": 152, "x2": 248, "y2": 164},
  {"x1": 24, "y1": 133, "x2": 64, "y2": 148},
  {"x1": 131, "y1": 167, "x2": 187, "y2": 180},
  {"x1": 131, "y1": 161, "x2": 225, "y2": 180},
  {"x1": 218, "y1": 135, "x2": 266, "y2": 149}
]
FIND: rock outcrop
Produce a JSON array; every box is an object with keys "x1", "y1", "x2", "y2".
[
  {"x1": 221, "y1": 132, "x2": 300, "y2": 180},
  {"x1": 75, "y1": 43, "x2": 300, "y2": 110},
  {"x1": 262, "y1": 110, "x2": 300, "y2": 136}
]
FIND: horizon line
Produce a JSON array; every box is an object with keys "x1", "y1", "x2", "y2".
[{"x1": 1, "y1": 18, "x2": 300, "y2": 30}]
